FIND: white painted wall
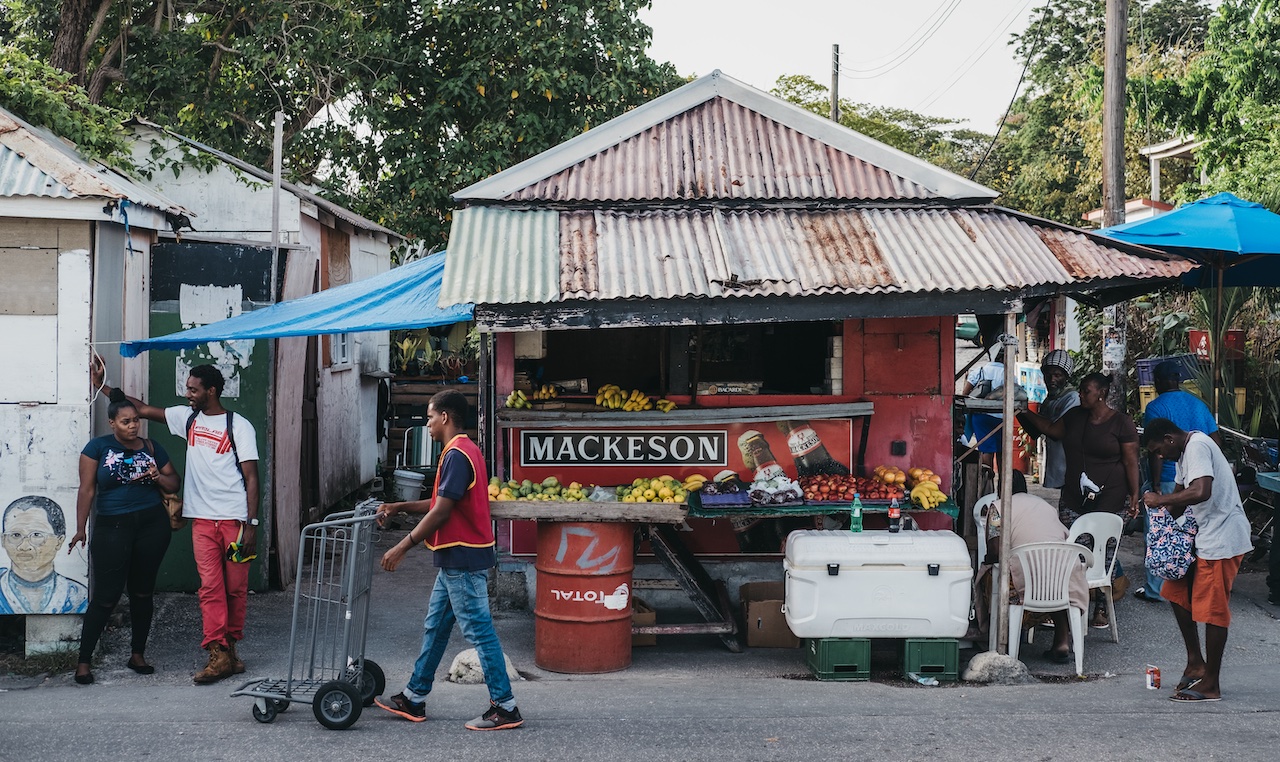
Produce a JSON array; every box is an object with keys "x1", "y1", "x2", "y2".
[{"x1": 0, "y1": 249, "x2": 93, "y2": 610}]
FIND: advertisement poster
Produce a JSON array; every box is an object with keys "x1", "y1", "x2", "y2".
[{"x1": 505, "y1": 419, "x2": 854, "y2": 555}]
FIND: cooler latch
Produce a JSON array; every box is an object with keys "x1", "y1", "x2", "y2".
[
  {"x1": 827, "y1": 563, "x2": 840, "y2": 576},
  {"x1": 927, "y1": 563, "x2": 940, "y2": 576}
]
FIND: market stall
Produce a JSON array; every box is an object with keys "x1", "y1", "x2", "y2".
[{"x1": 440, "y1": 71, "x2": 1194, "y2": 666}]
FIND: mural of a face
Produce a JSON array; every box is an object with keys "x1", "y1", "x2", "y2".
[{"x1": 2, "y1": 507, "x2": 62, "y2": 582}]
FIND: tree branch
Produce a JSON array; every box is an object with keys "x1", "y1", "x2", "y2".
[{"x1": 79, "y1": 0, "x2": 115, "y2": 76}]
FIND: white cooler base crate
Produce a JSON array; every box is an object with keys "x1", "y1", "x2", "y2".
[{"x1": 784, "y1": 530, "x2": 972, "y2": 639}]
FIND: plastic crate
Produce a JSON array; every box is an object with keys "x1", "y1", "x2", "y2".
[
  {"x1": 805, "y1": 638, "x2": 871, "y2": 681},
  {"x1": 902, "y1": 638, "x2": 960, "y2": 682},
  {"x1": 1136, "y1": 354, "x2": 1200, "y2": 386},
  {"x1": 1139, "y1": 385, "x2": 1157, "y2": 414}
]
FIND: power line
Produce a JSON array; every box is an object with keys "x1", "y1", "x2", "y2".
[
  {"x1": 837, "y1": 0, "x2": 963, "y2": 74},
  {"x1": 915, "y1": 0, "x2": 1034, "y2": 113},
  {"x1": 837, "y1": 0, "x2": 966, "y2": 79},
  {"x1": 969, "y1": 0, "x2": 1056, "y2": 180}
]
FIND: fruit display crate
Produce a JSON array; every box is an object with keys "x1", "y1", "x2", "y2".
[
  {"x1": 902, "y1": 638, "x2": 960, "y2": 682},
  {"x1": 806, "y1": 638, "x2": 871, "y2": 681}
]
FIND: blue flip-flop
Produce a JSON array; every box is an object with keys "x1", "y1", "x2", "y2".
[
  {"x1": 1170, "y1": 689, "x2": 1220, "y2": 703},
  {"x1": 1175, "y1": 676, "x2": 1202, "y2": 692}
]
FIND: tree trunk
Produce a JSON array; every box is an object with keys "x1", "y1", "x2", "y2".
[{"x1": 51, "y1": 0, "x2": 95, "y2": 81}]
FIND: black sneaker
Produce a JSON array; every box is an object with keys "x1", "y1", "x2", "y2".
[
  {"x1": 375, "y1": 692, "x2": 426, "y2": 722},
  {"x1": 465, "y1": 702, "x2": 524, "y2": 731},
  {"x1": 1269, "y1": 592, "x2": 1280, "y2": 606}
]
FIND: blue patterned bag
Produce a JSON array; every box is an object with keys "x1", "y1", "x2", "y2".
[{"x1": 1145, "y1": 506, "x2": 1198, "y2": 580}]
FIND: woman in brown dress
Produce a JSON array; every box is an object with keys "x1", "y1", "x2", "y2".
[{"x1": 1018, "y1": 372, "x2": 1140, "y2": 628}]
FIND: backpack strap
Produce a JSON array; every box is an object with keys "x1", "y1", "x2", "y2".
[{"x1": 225, "y1": 410, "x2": 247, "y2": 489}]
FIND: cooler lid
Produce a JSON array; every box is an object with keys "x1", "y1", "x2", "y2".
[{"x1": 784, "y1": 529, "x2": 970, "y2": 569}]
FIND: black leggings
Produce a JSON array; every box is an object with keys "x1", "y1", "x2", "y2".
[{"x1": 78, "y1": 505, "x2": 172, "y2": 663}]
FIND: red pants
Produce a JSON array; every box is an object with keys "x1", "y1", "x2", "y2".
[{"x1": 192, "y1": 519, "x2": 250, "y2": 649}]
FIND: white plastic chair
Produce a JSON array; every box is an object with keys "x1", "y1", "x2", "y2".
[
  {"x1": 1066, "y1": 512, "x2": 1124, "y2": 644},
  {"x1": 973, "y1": 493, "x2": 999, "y2": 565},
  {"x1": 1007, "y1": 541, "x2": 1093, "y2": 677}
]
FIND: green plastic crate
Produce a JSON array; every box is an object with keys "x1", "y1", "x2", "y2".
[
  {"x1": 806, "y1": 638, "x2": 871, "y2": 681},
  {"x1": 902, "y1": 638, "x2": 959, "y2": 682}
]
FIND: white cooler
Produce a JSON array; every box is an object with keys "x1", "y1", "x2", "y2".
[{"x1": 784, "y1": 529, "x2": 972, "y2": 639}]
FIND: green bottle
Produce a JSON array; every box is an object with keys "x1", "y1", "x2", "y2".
[{"x1": 850, "y1": 493, "x2": 863, "y2": 533}]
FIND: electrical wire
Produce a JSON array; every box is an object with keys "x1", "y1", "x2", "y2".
[
  {"x1": 968, "y1": 0, "x2": 1056, "y2": 180},
  {"x1": 838, "y1": 0, "x2": 967, "y2": 79},
  {"x1": 915, "y1": 0, "x2": 1035, "y2": 113},
  {"x1": 837, "y1": 0, "x2": 962, "y2": 74}
]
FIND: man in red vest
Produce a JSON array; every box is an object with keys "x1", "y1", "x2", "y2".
[{"x1": 374, "y1": 389, "x2": 523, "y2": 730}]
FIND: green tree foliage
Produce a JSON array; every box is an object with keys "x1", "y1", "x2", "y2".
[
  {"x1": 1169, "y1": 0, "x2": 1280, "y2": 210},
  {"x1": 770, "y1": 74, "x2": 991, "y2": 177},
  {"x1": 1, "y1": 1, "x2": 682, "y2": 244}
]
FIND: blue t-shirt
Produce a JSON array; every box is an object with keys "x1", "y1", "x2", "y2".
[
  {"x1": 81, "y1": 435, "x2": 171, "y2": 516},
  {"x1": 431, "y1": 449, "x2": 495, "y2": 572},
  {"x1": 1144, "y1": 390, "x2": 1218, "y2": 482}
]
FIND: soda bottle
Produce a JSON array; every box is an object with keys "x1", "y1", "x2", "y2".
[
  {"x1": 776, "y1": 421, "x2": 850, "y2": 477},
  {"x1": 850, "y1": 493, "x2": 863, "y2": 533},
  {"x1": 888, "y1": 497, "x2": 902, "y2": 533},
  {"x1": 737, "y1": 430, "x2": 786, "y2": 481}
]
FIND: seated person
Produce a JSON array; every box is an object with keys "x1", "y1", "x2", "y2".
[{"x1": 983, "y1": 472, "x2": 1089, "y2": 663}]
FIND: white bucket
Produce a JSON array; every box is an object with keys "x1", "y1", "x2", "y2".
[{"x1": 393, "y1": 469, "x2": 427, "y2": 502}]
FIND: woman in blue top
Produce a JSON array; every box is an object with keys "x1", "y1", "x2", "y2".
[{"x1": 70, "y1": 389, "x2": 179, "y2": 684}]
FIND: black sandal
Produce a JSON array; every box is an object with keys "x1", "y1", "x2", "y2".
[{"x1": 126, "y1": 657, "x2": 155, "y2": 675}]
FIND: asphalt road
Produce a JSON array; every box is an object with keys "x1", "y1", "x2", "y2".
[{"x1": 3, "y1": 523, "x2": 1279, "y2": 761}]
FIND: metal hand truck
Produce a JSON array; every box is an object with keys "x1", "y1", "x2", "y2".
[{"x1": 231, "y1": 498, "x2": 385, "y2": 730}]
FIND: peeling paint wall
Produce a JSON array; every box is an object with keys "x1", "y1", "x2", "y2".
[{"x1": 0, "y1": 246, "x2": 93, "y2": 611}]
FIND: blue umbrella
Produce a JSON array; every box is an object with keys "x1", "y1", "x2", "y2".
[{"x1": 1099, "y1": 192, "x2": 1280, "y2": 414}]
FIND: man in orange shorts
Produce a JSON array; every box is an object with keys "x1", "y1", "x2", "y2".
[{"x1": 1143, "y1": 419, "x2": 1253, "y2": 703}]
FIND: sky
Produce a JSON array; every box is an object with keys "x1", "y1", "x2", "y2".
[{"x1": 640, "y1": 0, "x2": 1040, "y2": 133}]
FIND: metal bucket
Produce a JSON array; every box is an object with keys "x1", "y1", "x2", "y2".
[{"x1": 534, "y1": 522, "x2": 634, "y2": 673}]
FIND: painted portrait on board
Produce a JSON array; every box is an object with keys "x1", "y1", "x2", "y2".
[{"x1": 0, "y1": 496, "x2": 88, "y2": 614}]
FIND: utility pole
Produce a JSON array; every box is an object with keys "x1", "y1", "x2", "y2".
[
  {"x1": 830, "y1": 44, "x2": 840, "y2": 122},
  {"x1": 1101, "y1": 0, "x2": 1129, "y2": 409}
]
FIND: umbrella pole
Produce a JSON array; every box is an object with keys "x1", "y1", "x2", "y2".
[{"x1": 1213, "y1": 262, "x2": 1223, "y2": 422}]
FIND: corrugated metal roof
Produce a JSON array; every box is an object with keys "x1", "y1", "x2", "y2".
[
  {"x1": 443, "y1": 206, "x2": 1194, "y2": 305},
  {"x1": 0, "y1": 144, "x2": 76, "y2": 199},
  {"x1": 440, "y1": 207, "x2": 561, "y2": 306},
  {"x1": 508, "y1": 98, "x2": 934, "y2": 202},
  {"x1": 455, "y1": 71, "x2": 998, "y2": 202},
  {"x1": 0, "y1": 107, "x2": 189, "y2": 215}
]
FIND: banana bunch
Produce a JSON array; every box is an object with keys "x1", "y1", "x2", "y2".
[
  {"x1": 531, "y1": 384, "x2": 558, "y2": 401},
  {"x1": 655, "y1": 399, "x2": 677, "y2": 413},
  {"x1": 622, "y1": 389, "x2": 654, "y2": 412},
  {"x1": 682, "y1": 473, "x2": 707, "y2": 492},
  {"x1": 909, "y1": 481, "x2": 947, "y2": 509},
  {"x1": 595, "y1": 384, "x2": 626, "y2": 409},
  {"x1": 504, "y1": 390, "x2": 532, "y2": 409}
]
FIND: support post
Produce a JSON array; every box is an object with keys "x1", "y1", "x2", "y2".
[
  {"x1": 830, "y1": 44, "x2": 840, "y2": 123},
  {"x1": 1101, "y1": 0, "x2": 1129, "y2": 229},
  {"x1": 996, "y1": 313, "x2": 1018, "y2": 654}
]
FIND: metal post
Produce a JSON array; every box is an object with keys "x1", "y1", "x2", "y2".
[
  {"x1": 830, "y1": 45, "x2": 840, "y2": 123},
  {"x1": 996, "y1": 312, "x2": 1018, "y2": 653},
  {"x1": 270, "y1": 111, "x2": 284, "y2": 301}
]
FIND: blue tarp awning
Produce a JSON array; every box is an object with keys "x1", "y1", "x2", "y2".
[{"x1": 121, "y1": 251, "x2": 472, "y2": 357}]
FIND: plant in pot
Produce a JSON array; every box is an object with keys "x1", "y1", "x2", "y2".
[{"x1": 394, "y1": 334, "x2": 424, "y2": 376}]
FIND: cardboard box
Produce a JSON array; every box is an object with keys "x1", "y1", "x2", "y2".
[
  {"x1": 632, "y1": 597, "x2": 656, "y2": 647},
  {"x1": 551, "y1": 378, "x2": 590, "y2": 394},
  {"x1": 740, "y1": 581, "x2": 800, "y2": 648}
]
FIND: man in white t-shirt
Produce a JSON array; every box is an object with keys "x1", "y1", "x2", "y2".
[
  {"x1": 1143, "y1": 418, "x2": 1252, "y2": 704},
  {"x1": 92, "y1": 361, "x2": 259, "y2": 684}
]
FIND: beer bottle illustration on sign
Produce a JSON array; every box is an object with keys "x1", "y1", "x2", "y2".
[
  {"x1": 737, "y1": 430, "x2": 786, "y2": 481},
  {"x1": 776, "y1": 421, "x2": 850, "y2": 477}
]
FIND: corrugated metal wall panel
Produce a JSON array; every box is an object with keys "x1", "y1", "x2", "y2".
[
  {"x1": 440, "y1": 207, "x2": 559, "y2": 306},
  {"x1": 508, "y1": 98, "x2": 936, "y2": 202}
]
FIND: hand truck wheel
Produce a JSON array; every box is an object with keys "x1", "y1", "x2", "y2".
[
  {"x1": 313, "y1": 680, "x2": 362, "y2": 730},
  {"x1": 252, "y1": 698, "x2": 278, "y2": 724},
  {"x1": 357, "y1": 659, "x2": 386, "y2": 707}
]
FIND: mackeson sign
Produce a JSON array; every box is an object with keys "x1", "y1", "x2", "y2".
[{"x1": 519, "y1": 429, "x2": 729, "y2": 467}]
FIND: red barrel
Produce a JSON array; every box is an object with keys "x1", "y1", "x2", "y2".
[{"x1": 534, "y1": 521, "x2": 634, "y2": 673}]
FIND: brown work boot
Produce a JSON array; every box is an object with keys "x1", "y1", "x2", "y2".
[
  {"x1": 193, "y1": 643, "x2": 234, "y2": 684},
  {"x1": 227, "y1": 640, "x2": 246, "y2": 675}
]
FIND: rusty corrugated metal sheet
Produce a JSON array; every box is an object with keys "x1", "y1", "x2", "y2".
[
  {"x1": 444, "y1": 206, "x2": 1194, "y2": 305},
  {"x1": 0, "y1": 145, "x2": 76, "y2": 199},
  {"x1": 0, "y1": 107, "x2": 189, "y2": 214},
  {"x1": 440, "y1": 206, "x2": 560, "y2": 306},
  {"x1": 507, "y1": 98, "x2": 936, "y2": 202}
]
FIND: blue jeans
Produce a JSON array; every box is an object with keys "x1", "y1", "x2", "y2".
[
  {"x1": 1140, "y1": 481, "x2": 1177, "y2": 601},
  {"x1": 407, "y1": 568, "x2": 515, "y2": 710}
]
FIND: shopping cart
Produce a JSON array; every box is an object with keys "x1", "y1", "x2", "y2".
[{"x1": 231, "y1": 498, "x2": 385, "y2": 730}]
